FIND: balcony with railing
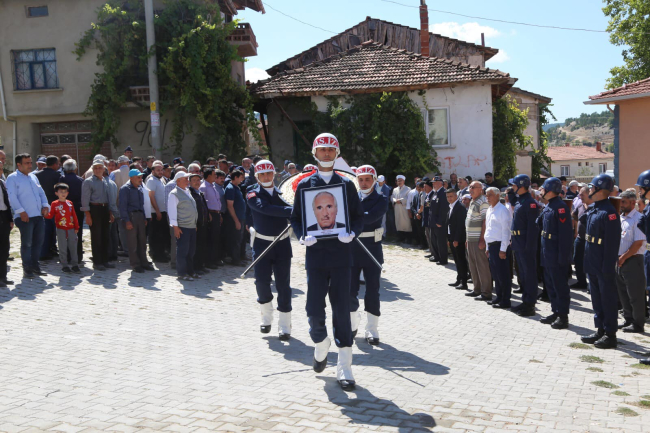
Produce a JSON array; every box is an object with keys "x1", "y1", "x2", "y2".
[{"x1": 227, "y1": 23, "x2": 258, "y2": 57}]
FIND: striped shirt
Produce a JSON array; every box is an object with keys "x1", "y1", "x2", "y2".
[
  {"x1": 465, "y1": 195, "x2": 489, "y2": 242},
  {"x1": 619, "y1": 209, "x2": 646, "y2": 256}
]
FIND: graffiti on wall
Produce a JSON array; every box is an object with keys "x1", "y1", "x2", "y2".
[
  {"x1": 134, "y1": 118, "x2": 184, "y2": 148},
  {"x1": 437, "y1": 154, "x2": 488, "y2": 172}
]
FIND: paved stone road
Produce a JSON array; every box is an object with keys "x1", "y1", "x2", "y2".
[{"x1": 1, "y1": 232, "x2": 649, "y2": 432}]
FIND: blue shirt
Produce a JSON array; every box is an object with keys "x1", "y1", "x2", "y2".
[
  {"x1": 215, "y1": 183, "x2": 227, "y2": 212},
  {"x1": 6, "y1": 170, "x2": 50, "y2": 219},
  {"x1": 225, "y1": 182, "x2": 246, "y2": 221},
  {"x1": 119, "y1": 181, "x2": 145, "y2": 222}
]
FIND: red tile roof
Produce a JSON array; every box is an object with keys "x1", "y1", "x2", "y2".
[
  {"x1": 251, "y1": 41, "x2": 513, "y2": 98},
  {"x1": 588, "y1": 77, "x2": 650, "y2": 102},
  {"x1": 547, "y1": 146, "x2": 614, "y2": 162}
]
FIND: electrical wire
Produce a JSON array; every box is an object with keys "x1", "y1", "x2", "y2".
[
  {"x1": 380, "y1": 0, "x2": 609, "y2": 33},
  {"x1": 263, "y1": 1, "x2": 338, "y2": 34}
]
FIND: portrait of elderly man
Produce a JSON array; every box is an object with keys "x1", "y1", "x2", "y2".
[{"x1": 307, "y1": 191, "x2": 346, "y2": 232}]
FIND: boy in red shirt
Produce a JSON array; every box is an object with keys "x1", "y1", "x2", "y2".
[{"x1": 46, "y1": 183, "x2": 80, "y2": 273}]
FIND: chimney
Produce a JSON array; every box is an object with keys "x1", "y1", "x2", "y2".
[
  {"x1": 596, "y1": 141, "x2": 602, "y2": 152},
  {"x1": 420, "y1": 0, "x2": 429, "y2": 57},
  {"x1": 481, "y1": 33, "x2": 485, "y2": 47}
]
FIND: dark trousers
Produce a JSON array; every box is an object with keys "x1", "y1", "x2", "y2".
[
  {"x1": 544, "y1": 265, "x2": 571, "y2": 315},
  {"x1": 616, "y1": 255, "x2": 647, "y2": 328},
  {"x1": 40, "y1": 217, "x2": 56, "y2": 259},
  {"x1": 74, "y1": 207, "x2": 84, "y2": 261},
  {"x1": 255, "y1": 255, "x2": 292, "y2": 312},
  {"x1": 449, "y1": 237, "x2": 468, "y2": 283},
  {"x1": 108, "y1": 215, "x2": 119, "y2": 260},
  {"x1": 425, "y1": 227, "x2": 434, "y2": 255},
  {"x1": 224, "y1": 214, "x2": 244, "y2": 264},
  {"x1": 148, "y1": 212, "x2": 170, "y2": 259},
  {"x1": 89, "y1": 205, "x2": 110, "y2": 265},
  {"x1": 207, "y1": 211, "x2": 221, "y2": 266},
  {"x1": 432, "y1": 226, "x2": 448, "y2": 263},
  {"x1": 573, "y1": 238, "x2": 587, "y2": 285},
  {"x1": 193, "y1": 223, "x2": 208, "y2": 271},
  {"x1": 15, "y1": 216, "x2": 44, "y2": 271},
  {"x1": 514, "y1": 250, "x2": 538, "y2": 306},
  {"x1": 306, "y1": 266, "x2": 353, "y2": 348},
  {"x1": 351, "y1": 265, "x2": 381, "y2": 317},
  {"x1": 176, "y1": 227, "x2": 196, "y2": 277},
  {"x1": 125, "y1": 212, "x2": 148, "y2": 269},
  {"x1": 0, "y1": 211, "x2": 12, "y2": 279},
  {"x1": 488, "y1": 242, "x2": 512, "y2": 306},
  {"x1": 588, "y1": 272, "x2": 619, "y2": 334}
]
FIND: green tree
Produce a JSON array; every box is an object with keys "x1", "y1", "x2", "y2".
[
  {"x1": 75, "y1": 0, "x2": 258, "y2": 159},
  {"x1": 603, "y1": 0, "x2": 650, "y2": 88},
  {"x1": 492, "y1": 95, "x2": 533, "y2": 185},
  {"x1": 532, "y1": 103, "x2": 556, "y2": 179}
]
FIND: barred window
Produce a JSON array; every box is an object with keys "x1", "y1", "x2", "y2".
[
  {"x1": 27, "y1": 6, "x2": 49, "y2": 17},
  {"x1": 59, "y1": 134, "x2": 76, "y2": 144},
  {"x1": 12, "y1": 49, "x2": 58, "y2": 90}
]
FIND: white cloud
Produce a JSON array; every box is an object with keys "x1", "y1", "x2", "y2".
[
  {"x1": 487, "y1": 50, "x2": 510, "y2": 64},
  {"x1": 245, "y1": 67, "x2": 270, "y2": 83},
  {"x1": 430, "y1": 22, "x2": 501, "y2": 45}
]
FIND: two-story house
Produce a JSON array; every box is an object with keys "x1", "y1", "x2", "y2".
[{"x1": 0, "y1": 0, "x2": 263, "y2": 171}]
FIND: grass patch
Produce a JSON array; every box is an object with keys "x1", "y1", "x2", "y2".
[
  {"x1": 622, "y1": 355, "x2": 633, "y2": 359},
  {"x1": 633, "y1": 400, "x2": 650, "y2": 408},
  {"x1": 641, "y1": 395, "x2": 650, "y2": 399},
  {"x1": 569, "y1": 342, "x2": 593, "y2": 350},
  {"x1": 631, "y1": 363, "x2": 650, "y2": 370},
  {"x1": 615, "y1": 407, "x2": 639, "y2": 417},
  {"x1": 580, "y1": 355, "x2": 605, "y2": 363},
  {"x1": 529, "y1": 359, "x2": 543, "y2": 363},
  {"x1": 587, "y1": 367, "x2": 604, "y2": 372},
  {"x1": 611, "y1": 391, "x2": 630, "y2": 396},
  {"x1": 591, "y1": 380, "x2": 619, "y2": 389}
]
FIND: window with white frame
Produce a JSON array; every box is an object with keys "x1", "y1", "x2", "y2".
[
  {"x1": 423, "y1": 108, "x2": 450, "y2": 146},
  {"x1": 599, "y1": 163, "x2": 606, "y2": 174},
  {"x1": 561, "y1": 165, "x2": 570, "y2": 176}
]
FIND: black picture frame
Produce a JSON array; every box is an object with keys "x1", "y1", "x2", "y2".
[{"x1": 301, "y1": 183, "x2": 350, "y2": 239}]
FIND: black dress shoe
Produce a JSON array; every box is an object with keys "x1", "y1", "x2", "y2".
[
  {"x1": 538, "y1": 291, "x2": 550, "y2": 302},
  {"x1": 338, "y1": 379, "x2": 356, "y2": 391},
  {"x1": 475, "y1": 295, "x2": 491, "y2": 302},
  {"x1": 1, "y1": 278, "x2": 13, "y2": 285},
  {"x1": 487, "y1": 298, "x2": 501, "y2": 305},
  {"x1": 512, "y1": 287, "x2": 523, "y2": 294},
  {"x1": 366, "y1": 336, "x2": 380, "y2": 346},
  {"x1": 133, "y1": 267, "x2": 145, "y2": 273},
  {"x1": 117, "y1": 251, "x2": 129, "y2": 257},
  {"x1": 32, "y1": 269, "x2": 46, "y2": 276},
  {"x1": 436, "y1": 262, "x2": 448, "y2": 266},
  {"x1": 94, "y1": 265, "x2": 106, "y2": 271},
  {"x1": 456, "y1": 284, "x2": 469, "y2": 291},
  {"x1": 279, "y1": 332, "x2": 290, "y2": 341},
  {"x1": 429, "y1": 257, "x2": 439, "y2": 262},
  {"x1": 594, "y1": 334, "x2": 617, "y2": 349},
  {"x1": 62, "y1": 267, "x2": 72, "y2": 273},
  {"x1": 493, "y1": 303, "x2": 511, "y2": 309},
  {"x1": 640, "y1": 358, "x2": 650, "y2": 365},
  {"x1": 206, "y1": 264, "x2": 219, "y2": 270},
  {"x1": 516, "y1": 305, "x2": 536, "y2": 317},
  {"x1": 352, "y1": 329, "x2": 357, "y2": 339},
  {"x1": 448, "y1": 281, "x2": 461, "y2": 287},
  {"x1": 551, "y1": 315, "x2": 569, "y2": 329},
  {"x1": 570, "y1": 282, "x2": 588, "y2": 289},
  {"x1": 313, "y1": 355, "x2": 328, "y2": 373},
  {"x1": 540, "y1": 313, "x2": 558, "y2": 325},
  {"x1": 104, "y1": 262, "x2": 116, "y2": 269},
  {"x1": 581, "y1": 329, "x2": 605, "y2": 344},
  {"x1": 618, "y1": 320, "x2": 633, "y2": 329},
  {"x1": 142, "y1": 265, "x2": 156, "y2": 271},
  {"x1": 23, "y1": 270, "x2": 35, "y2": 279},
  {"x1": 260, "y1": 325, "x2": 271, "y2": 334},
  {"x1": 623, "y1": 324, "x2": 644, "y2": 333},
  {"x1": 71, "y1": 266, "x2": 81, "y2": 273},
  {"x1": 424, "y1": 254, "x2": 433, "y2": 258},
  {"x1": 465, "y1": 291, "x2": 481, "y2": 297}
]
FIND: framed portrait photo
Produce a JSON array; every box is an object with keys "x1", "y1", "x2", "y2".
[{"x1": 301, "y1": 184, "x2": 350, "y2": 239}]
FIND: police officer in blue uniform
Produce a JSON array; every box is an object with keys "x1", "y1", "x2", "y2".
[
  {"x1": 349, "y1": 165, "x2": 388, "y2": 346},
  {"x1": 580, "y1": 174, "x2": 622, "y2": 349},
  {"x1": 508, "y1": 174, "x2": 540, "y2": 316},
  {"x1": 538, "y1": 177, "x2": 574, "y2": 329},
  {"x1": 246, "y1": 160, "x2": 294, "y2": 340},
  {"x1": 635, "y1": 170, "x2": 650, "y2": 364},
  {"x1": 290, "y1": 133, "x2": 364, "y2": 391}
]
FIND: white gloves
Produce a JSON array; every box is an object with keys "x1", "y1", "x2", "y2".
[
  {"x1": 338, "y1": 232, "x2": 355, "y2": 244},
  {"x1": 302, "y1": 235, "x2": 317, "y2": 247}
]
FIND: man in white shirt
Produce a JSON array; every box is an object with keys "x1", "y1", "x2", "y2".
[
  {"x1": 616, "y1": 190, "x2": 647, "y2": 333},
  {"x1": 484, "y1": 187, "x2": 513, "y2": 307}
]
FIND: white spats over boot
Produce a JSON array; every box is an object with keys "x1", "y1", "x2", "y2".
[
  {"x1": 365, "y1": 313, "x2": 380, "y2": 345},
  {"x1": 350, "y1": 311, "x2": 361, "y2": 339},
  {"x1": 260, "y1": 302, "x2": 274, "y2": 334},
  {"x1": 278, "y1": 311, "x2": 291, "y2": 341},
  {"x1": 337, "y1": 347, "x2": 355, "y2": 390},
  {"x1": 313, "y1": 337, "x2": 331, "y2": 373}
]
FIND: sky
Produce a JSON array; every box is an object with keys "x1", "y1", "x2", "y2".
[{"x1": 237, "y1": 0, "x2": 624, "y2": 123}]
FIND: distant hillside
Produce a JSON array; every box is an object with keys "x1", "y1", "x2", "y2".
[
  {"x1": 543, "y1": 122, "x2": 563, "y2": 132},
  {"x1": 547, "y1": 110, "x2": 614, "y2": 151}
]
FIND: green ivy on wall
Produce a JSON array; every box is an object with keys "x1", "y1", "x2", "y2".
[
  {"x1": 74, "y1": 0, "x2": 259, "y2": 160},
  {"x1": 492, "y1": 95, "x2": 533, "y2": 185}
]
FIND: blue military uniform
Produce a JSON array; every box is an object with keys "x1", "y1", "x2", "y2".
[
  {"x1": 510, "y1": 191, "x2": 540, "y2": 307},
  {"x1": 290, "y1": 171, "x2": 364, "y2": 348},
  {"x1": 584, "y1": 199, "x2": 621, "y2": 335},
  {"x1": 350, "y1": 188, "x2": 388, "y2": 318},
  {"x1": 247, "y1": 184, "x2": 293, "y2": 313},
  {"x1": 538, "y1": 196, "x2": 573, "y2": 318}
]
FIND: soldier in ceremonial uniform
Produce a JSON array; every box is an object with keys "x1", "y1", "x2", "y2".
[
  {"x1": 246, "y1": 160, "x2": 294, "y2": 340},
  {"x1": 508, "y1": 174, "x2": 540, "y2": 317},
  {"x1": 349, "y1": 165, "x2": 388, "y2": 345},
  {"x1": 635, "y1": 170, "x2": 650, "y2": 364},
  {"x1": 581, "y1": 174, "x2": 622, "y2": 349},
  {"x1": 290, "y1": 133, "x2": 364, "y2": 391},
  {"x1": 538, "y1": 178, "x2": 573, "y2": 329}
]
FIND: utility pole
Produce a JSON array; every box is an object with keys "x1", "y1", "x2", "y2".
[{"x1": 144, "y1": 0, "x2": 162, "y2": 158}]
